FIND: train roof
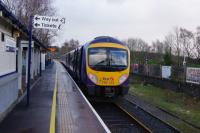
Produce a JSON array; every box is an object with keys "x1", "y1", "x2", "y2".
[{"x1": 89, "y1": 36, "x2": 125, "y2": 46}]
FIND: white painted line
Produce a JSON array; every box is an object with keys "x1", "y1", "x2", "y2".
[{"x1": 62, "y1": 64, "x2": 111, "y2": 133}]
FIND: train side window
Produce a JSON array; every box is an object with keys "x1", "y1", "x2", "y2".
[
  {"x1": 71, "y1": 53, "x2": 74, "y2": 65},
  {"x1": 68, "y1": 54, "x2": 70, "y2": 65},
  {"x1": 1, "y1": 33, "x2": 5, "y2": 42},
  {"x1": 77, "y1": 51, "x2": 80, "y2": 64},
  {"x1": 75, "y1": 50, "x2": 78, "y2": 64}
]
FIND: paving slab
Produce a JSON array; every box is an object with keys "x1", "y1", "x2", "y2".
[
  {"x1": 0, "y1": 61, "x2": 109, "y2": 133},
  {"x1": 0, "y1": 63, "x2": 56, "y2": 133},
  {"x1": 56, "y1": 62, "x2": 109, "y2": 133}
]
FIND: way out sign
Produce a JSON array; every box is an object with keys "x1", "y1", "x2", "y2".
[{"x1": 33, "y1": 15, "x2": 65, "y2": 30}]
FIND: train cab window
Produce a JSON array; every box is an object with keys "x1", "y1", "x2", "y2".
[
  {"x1": 89, "y1": 48, "x2": 107, "y2": 66},
  {"x1": 110, "y1": 49, "x2": 128, "y2": 67},
  {"x1": 88, "y1": 47, "x2": 128, "y2": 71}
]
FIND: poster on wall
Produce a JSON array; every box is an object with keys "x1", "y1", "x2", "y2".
[
  {"x1": 186, "y1": 67, "x2": 200, "y2": 84},
  {"x1": 162, "y1": 66, "x2": 171, "y2": 79},
  {"x1": 0, "y1": 36, "x2": 16, "y2": 77},
  {"x1": 5, "y1": 37, "x2": 16, "y2": 52}
]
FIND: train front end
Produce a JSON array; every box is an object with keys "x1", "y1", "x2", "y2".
[{"x1": 86, "y1": 40, "x2": 130, "y2": 97}]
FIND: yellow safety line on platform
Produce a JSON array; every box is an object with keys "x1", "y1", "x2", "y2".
[{"x1": 49, "y1": 70, "x2": 57, "y2": 133}]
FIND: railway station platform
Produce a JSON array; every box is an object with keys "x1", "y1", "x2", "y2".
[{"x1": 0, "y1": 61, "x2": 110, "y2": 133}]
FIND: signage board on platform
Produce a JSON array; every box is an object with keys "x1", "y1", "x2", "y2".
[
  {"x1": 33, "y1": 15, "x2": 66, "y2": 30},
  {"x1": 186, "y1": 67, "x2": 200, "y2": 84},
  {"x1": 5, "y1": 37, "x2": 16, "y2": 52},
  {"x1": 162, "y1": 66, "x2": 171, "y2": 79}
]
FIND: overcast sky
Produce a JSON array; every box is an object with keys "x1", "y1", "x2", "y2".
[{"x1": 53, "y1": 0, "x2": 200, "y2": 46}]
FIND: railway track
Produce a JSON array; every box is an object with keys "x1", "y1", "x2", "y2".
[
  {"x1": 91, "y1": 98, "x2": 180, "y2": 133},
  {"x1": 91, "y1": 101, "x2": 152, "y2": 133},
  {"x1": 116, "y1": 98, "x2": 180, "y2": 133}
]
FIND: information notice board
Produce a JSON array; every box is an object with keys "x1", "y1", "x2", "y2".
[
  {"x1": 0, "y1": 36, "x2": 16, "y2": 76},
  {"x1": 186, "y1": 67, "x2": 200, "y2": 84}
]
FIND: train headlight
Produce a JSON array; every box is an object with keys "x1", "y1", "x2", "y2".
[
  {"x1": 119, "y1": 74, "x2": 128, "y2": 84},
  {"x1": 88, "y1": 73, "x2": 97, "y2": 84}
]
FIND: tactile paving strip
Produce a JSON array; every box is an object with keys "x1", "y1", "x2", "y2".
[
  {"x1": 56, "y1": 71, "x2": 74, "y2": 133},
  {"x1": 55, "y1": 63, "x2": 109, "y2": 133}
]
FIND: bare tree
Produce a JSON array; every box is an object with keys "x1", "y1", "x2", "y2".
[
  {"x1": 152, "y1": 39, "x2": 165, "y2": 54},
  {"x1": 171, "y1": 27, "x2": 182, "y2": 65},
  {"x1": 2, "y1": 0, "x2": 57, "y2": 46},
  {"x1": 137, "y1": 38, "x2": 150, "y2": 52},
  {"x1": 164, "y1": 33, "x2": 175, "y2": 55},
  {"x1": 124, "y1": 38, "x2": 149, "y2": 52},
  {"x1": 179, "y1": 28, "x2": 194, "y2": 58},
  {"x1": 125, "y1": 38, "x2": 137, "y2": 51},
  {"x1": 1, "y1": 0, "x2": 16, "y2": 12},
  {"x1": 194, "y1": 27, "x2": 200, "y2": 63},
  {"x1": 60, "y1": 39, "x2": 80, "y2": 55}
]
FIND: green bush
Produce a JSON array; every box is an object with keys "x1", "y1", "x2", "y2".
[{"x1": 163, "y1": 52, "x2": 173, "y2": 65}]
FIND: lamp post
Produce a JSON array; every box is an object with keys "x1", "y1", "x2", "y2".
[
  {"x1": 183, "y1": 54, "x2": 187, "y2": 83},
  {"x1": 26, "y1": 16, "x2": 33, "y2": 107}
]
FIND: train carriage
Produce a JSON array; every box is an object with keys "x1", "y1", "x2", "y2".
[{"x1": 61, "y1": 36, "x2": 130, "y2": 97}]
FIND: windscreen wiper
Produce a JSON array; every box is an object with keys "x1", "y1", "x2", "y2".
[{"x1": 94, "y1": 59, "x2": 107, "y2": 66}]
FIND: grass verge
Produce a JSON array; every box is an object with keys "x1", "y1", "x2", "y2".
[{"x1": 129, "y1": 83, "x2": 200, "y2": 133}]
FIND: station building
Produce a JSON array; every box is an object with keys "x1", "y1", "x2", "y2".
[{"x1": 0, "y1": 2, "x2": 47, "y2": 121}]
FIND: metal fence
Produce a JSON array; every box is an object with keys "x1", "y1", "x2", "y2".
[{"x1": 131, "y1": 64, "x2": 200, "y2": 85}]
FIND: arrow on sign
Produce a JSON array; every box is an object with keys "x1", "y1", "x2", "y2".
[
  {"x1": 35, "y1": 16, "x2": 40, "y2": 20},
  {"x1": 60, "y1": 18, "x2": 66, "y2": 24},
  {"x1": 34, "y1": 23, "x2": 40, "y2": 27}
]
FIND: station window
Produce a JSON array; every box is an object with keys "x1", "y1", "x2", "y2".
[{"x1": 1, "y1": 32, "x2": 5, "y2": 42}]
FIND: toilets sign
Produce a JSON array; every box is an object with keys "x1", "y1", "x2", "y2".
[{"x1": 33, "y1": 15, "x2": 66, "y2": 30}]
